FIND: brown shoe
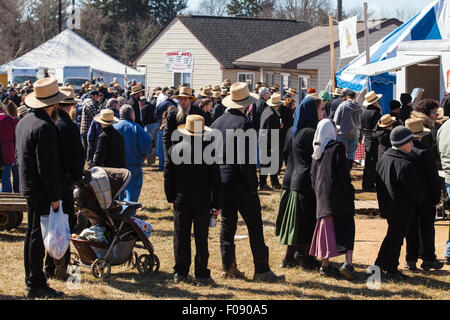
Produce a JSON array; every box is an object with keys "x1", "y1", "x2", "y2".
[
  {"x1": 222, "y1": 263, "x2": 246, "y2": 280},
  {"x1": 253, "y1": 271, "x2": 285, "y2": 283}
]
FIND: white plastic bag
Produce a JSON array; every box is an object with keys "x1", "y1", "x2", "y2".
[{"x1": 40, "y1": 202, "x2": 71, "y2": 260}]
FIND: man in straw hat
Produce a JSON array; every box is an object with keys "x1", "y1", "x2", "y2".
[
  {"x1": 91, "y1": 109, "x2": 126, "y2": 169},
  {"x1": 374, "y1": 125, "x2": 424, "y2": 281},
  {"x1": 43, "y1": 86, "x2": 85, "y2": 282},
  {"x1": 361, "y1": 91, "x2": 383, "y2": 192},
  {"x1": 211, "y1": 82, "x2": 285, "y2": 283},
  {"x1": 259, "y1": 93, "x2": 284, "y2": 191},
  {"x1": 127, "y1": 83, "x2": 146, "y2": 127},
  {"x1": 162, "y1": 87, "x2": 203, "y2": 158},
  {"x1": 15, "y1": 78, "x2": 69, "y2": 298},
  {"x1": 80, "y1": 89, "x2": 102, "y2": 151},
  {"x1": 374, "y1": 114, "x2": 398, "y2": 160},
  {"x1": 164, "y1": 114, "x2": 222, "y2": 286},
  {"x1": 404, "y1": 118, "x2": 443, "y2": 271}
]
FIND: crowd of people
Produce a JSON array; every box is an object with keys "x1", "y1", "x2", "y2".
[{"x1": 0, "y1": 74, "x2": 449, "y2": 298}]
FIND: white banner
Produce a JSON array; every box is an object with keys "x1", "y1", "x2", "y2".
[
  {"x1": 164, "y1": 50, "x2": 193, "y2": 73},
  {"x1": 339, "y1": 16, "x2": 359, "y2": 59}
]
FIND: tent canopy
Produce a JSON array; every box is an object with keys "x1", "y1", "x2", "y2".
[
  {"x1": 336, "y1": 0, "x2": 448, "y2": 105},
  {"x1": 0, "y1": 29, "x2": 143, "y2": 77},
  {"x1": 345, "y1": 55, "x2": 439, "y2": 76}
]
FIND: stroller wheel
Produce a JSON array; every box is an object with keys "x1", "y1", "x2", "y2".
[
  {"x1": 70, "y1": 252, "x2": 80, "y2": 266},
  {"x1": 91, "y1": 259, "x2": 111, "y2": 280},
  {"x1": 136, "y1": 254, "x2": 152, "y2": 274},
  {"x1": 152, "y1": 254, "x2": 160, "y2": 273},
  {"x1": 127, "y1": 251, "x2": 138, "y2": 268}
]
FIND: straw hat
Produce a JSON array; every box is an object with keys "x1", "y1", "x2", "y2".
[
  {"x1": 59, "y1": 86, "x2": 81, "y2": 104},
  {"x1": 221, "y1": 89, "x2": 229, "y2": 96},
  {"x1": 17, "y1": 105, "x2": 29, "y2": 116},
  {"x1": 88, "y1": 84, "x2": 95, "y2": 91},
  {"x1": 378, "y1": 114, "x2": 397, "y2": 128},
  {"x1": 177, "y1": 115, "x2": 212, "y2": 137},
  {"x1": 212, "y1": 85, "x2": 221, "y2": 92},
  {"x1": 332, "y1": 87, "x2": 343, "y2": 97},
  {"x1": 437, "y1": 107, "x2": 449, "y2": 123},
  {"x1": 363, "y1": 91, "x2": 383, "y2": 107},
  {"x1": 173, "y1": 86, "x2": 197, "y2": 101},
  {"x1": 94, "y1": 109, "x2": 119, "y2": 126},
  {"x1": 285, "y1": 88, "x2": 297, "y2": 95},
  {"x1": 267, "y1": 93, "x2": 285, "y2": 107},
  {"x1": 24, "y1": 78, "x2": 69, "y2": 109},
  {"x1": 269, "y1": 84, "x2": 280, "y2": 92},
  {"x1": 405, "y1": 118, "x2": 431, "y2": 137},
  {"x1": 212, "y1": 91, "x2": 222, "y2": 99},
  {"x1": 130, "y1": 84, "x2": 145, "y2": 96},
  {"x1": 200, "y1": 86, "x2": 212, "y2": 98},
  {"x1": 222, "y1": 82, "x2": 257, "y2": 109}
]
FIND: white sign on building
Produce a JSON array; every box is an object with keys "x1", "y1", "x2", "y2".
[
  {"x1": 164, "y1": 50, "x2": 194, "y2": 73},
  {"x1": 339, "y1": 16, "x2": 359, "y2": 59}
]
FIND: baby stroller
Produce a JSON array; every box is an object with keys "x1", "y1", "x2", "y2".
[{"x1": 70, "y1": 167, "x2": 159, "y2": 280}]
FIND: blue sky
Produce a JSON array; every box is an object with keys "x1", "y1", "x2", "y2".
[{"x1": 187, "y1": 0, "x2": 434, "y2": 19}]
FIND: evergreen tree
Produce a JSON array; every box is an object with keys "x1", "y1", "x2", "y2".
[{"x1": 149, "y1": 0, "x2": 188, "y2": 25}]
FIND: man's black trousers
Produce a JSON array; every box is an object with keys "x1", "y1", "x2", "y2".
[
  {"x1": 173, "y1": 206, "x2": 211, "y2": 279},
  {"x1": 406, "y1": 202, "x2": 437, "y2": 262},
  {"x1": 375, "y1": 218, "x2": 412, "y2": 273},
  {"x1": 220, "y1": 185, "x2": 270, "y2": 274}
]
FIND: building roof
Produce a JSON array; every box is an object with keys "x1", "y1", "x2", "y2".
[
  {"x1": 233, "y1": 19, "x2": 402, "y2": 69},
  {"x1": 136, "y1": 15, "x2": 311, "y2": 69}
]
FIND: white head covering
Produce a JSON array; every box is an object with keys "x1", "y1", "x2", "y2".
[{"x1": 312, "y1": 119, "x2": 337, "y2": 160}]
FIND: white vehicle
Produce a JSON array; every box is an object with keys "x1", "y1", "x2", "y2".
[
  {"x1": 10, "y1": 68, "x2": 39, "y2": 84},
  {"x1": 56, "y1": 66, "x2": 92, "y2": 93}
]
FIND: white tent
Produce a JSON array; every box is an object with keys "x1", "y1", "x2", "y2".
[{"x1": 0, "y1": 29, "x2": 144, "y2": 85}]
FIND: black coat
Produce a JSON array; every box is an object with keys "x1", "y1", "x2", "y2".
[
  {"x1": 213, "y1": 102, "x2": 226, "y2": 122},
  {"x1": 15, "y1": 109, "x2": 64, "y2": 202},
  {"x1": 281, "y1": 127, "x2": 294, "y2": 190},
  {"x1": 211, "y1": 109, "x2": 258, "y2": 194},
  {"x1": 56, "y1": 109, "x2": 85, "y2": 196},
  {"x1": 311, "y1": 141, "x2": 355, "y2": 219},
  {"x1": 252, "y1": 98, "x2": 267, "y2": 130},
  {"x1": 91, "y1": 126, "x2": 126, "y2": 169},
  {"x1": 411, "y1": 139, "x2": 441, "y2": 206},
  {"x1": 361, "y1": 105, "x2": 381, "y2": 152},
  {"x1": 141, "y1": 102, "x2": 156, "y2": 126},
  {"x1": 373, "y1": 126, "x2": 392, "y2": 160},
  {"x1": 375, "y1": 148, "x2": 424, "y2": 220},
  {"x1": 398, "y1": 104, "x2": 412, "y2": 125},
  {"x1": 164, "y1": 137, "x2": 222, "y2": 210},
  {"x1": 329, "y1": 97, "x2": 342, "y2": 120},
  {"x1": 162, "y1": 104, "x2": 205, "y2": 156},
  {"x1": 290, "y1": 127, "x2": 315, "y2": 193},
  {"x1": 127, "y1": 95, "x2": 142, "y2": 127},
  {"x1": 259, "y1": 106, "x2": 280, "y2": 155}
]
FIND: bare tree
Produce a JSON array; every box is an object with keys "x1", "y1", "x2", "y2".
[
  {"x1": 273, "y1": 0, "x2": 333, "y2": 26},
  {"x1": 196, "y1": 0, "x2": 230, "y2": 16},
  {"x1": 395, "y1": 6, "x2": 418, "y2": 23}
]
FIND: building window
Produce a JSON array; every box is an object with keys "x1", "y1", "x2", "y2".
[
  {"x1": 238, "y1": 72, "x2": 255, "y2": 91},
  {"x1": 174, "y1": 72, "x2": 192, "y2": 88},
  {"x1": 280, "y1": 73, "x2": 290, "y2": 96},
  {"x1": 265, "y1": 72, "x2": 274, "y2": 86},
  {"x1": 298, "y1": 75, "x2": 311, "y2": 101}
]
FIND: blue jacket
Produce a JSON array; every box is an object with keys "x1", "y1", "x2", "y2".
[{"x1": 114, "y1": 119, "x2": 152, "y2": 166}]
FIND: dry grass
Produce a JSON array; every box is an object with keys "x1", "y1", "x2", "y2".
[{"x1": 0, "y1": 165, "x2": 449, "y2": 300}]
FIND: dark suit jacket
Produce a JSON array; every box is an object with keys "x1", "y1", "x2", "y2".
[
  {"x1": 56, "y1": 109, "x2": 86, "y2": 196},
  {"x1": 141, "y1": 102, "x2": 156, "y2": 126},
  {"x1": 211, "y1": 109, "x2": 258, "y2": 194},
  {"x1": 164, "y1": 137, "x2": 222, "y2": 210},
  {"x1": 92, "y1": 126, "x2": 126, "y2": 169},
  {"x1": 376, "y1": 148, "x2": 424, "y2": 220},
  {"x1": 251, "y1": 98, "x2": 267, "y2": 130},
  {"x1": 127, "y1": 95, "x2": 142, "y2": 127},
  {"x1": 15, "y1": 109, "x2": 64, "y2": 201}
]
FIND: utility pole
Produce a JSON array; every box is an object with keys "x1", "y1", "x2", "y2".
[
  {"x1": 364, "y1": 2, "x2": 370, "y2": 65},
  {"x1": 58, "y1": 0, "x2": 62, "y2": 33},
  {"x1": 329, "y1": 15, "x2": 336, "y2": 93},
  {"x1": 337, "y1": 0, "x2": 343, "y2": 21}
]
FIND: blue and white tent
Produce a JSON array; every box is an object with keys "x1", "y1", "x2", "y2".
[{"x1": 336, "y1": 0, "x2": 449, "y2": 114}]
